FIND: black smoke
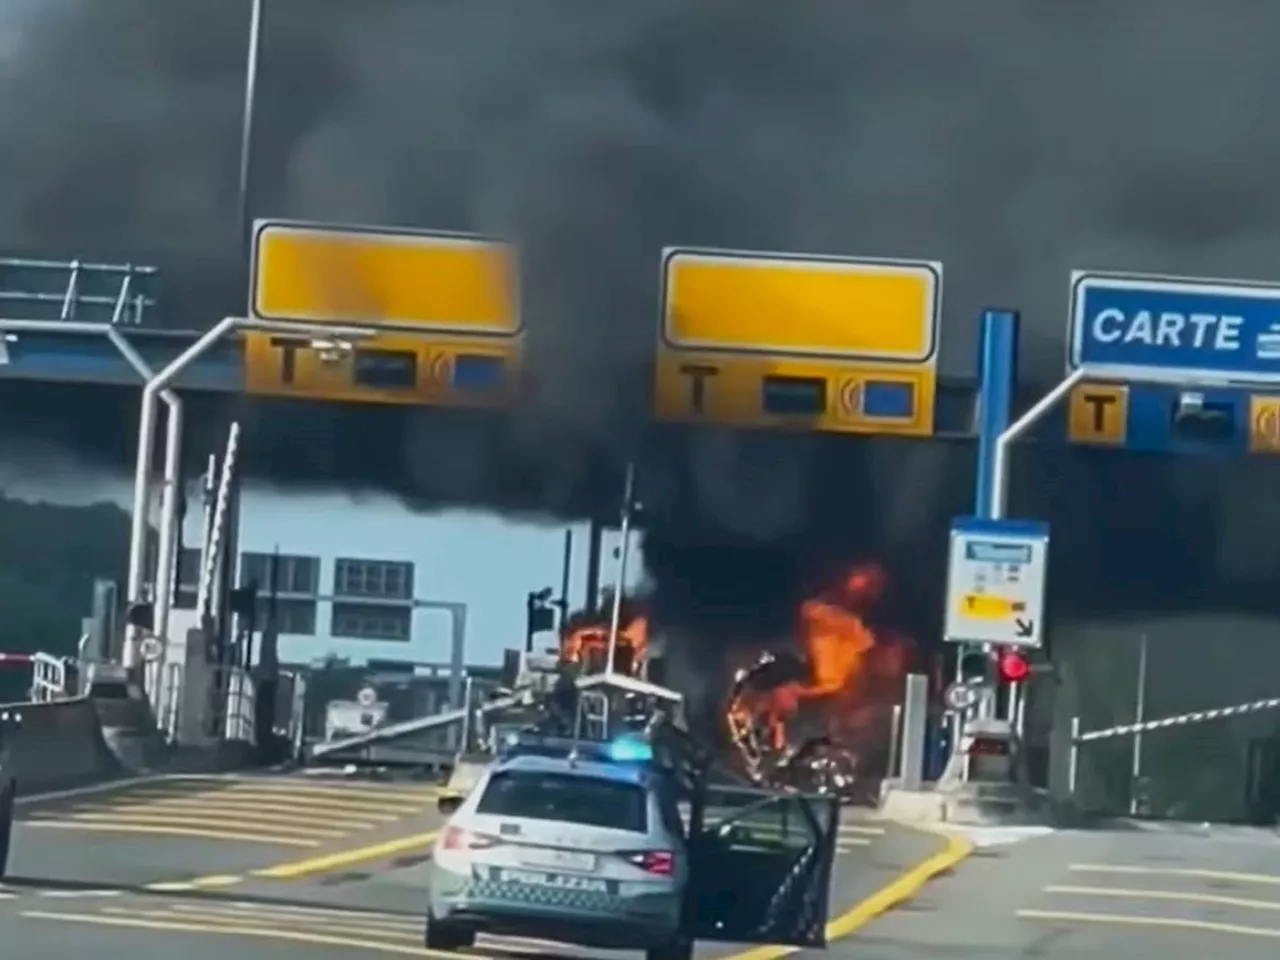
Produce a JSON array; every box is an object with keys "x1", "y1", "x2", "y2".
[{"x1": 2, "y1": 0, "x2": 1280, "y2": 640}]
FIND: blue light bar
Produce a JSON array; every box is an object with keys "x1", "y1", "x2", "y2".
[
  {"x1": 606, "y1": 735, "x2": 653, "y2": 763},
  {"x1": 497, "y1": 730, "x2": 654, "y2": 765}
]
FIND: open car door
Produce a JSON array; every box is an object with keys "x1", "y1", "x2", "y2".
[{"x1": 682, "y1": 784, "x2": 840, "y2": 948}]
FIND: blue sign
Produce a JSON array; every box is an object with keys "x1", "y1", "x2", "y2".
[{"x1": 1070, "y1": 271, "x2": 1280, "y2": 384}]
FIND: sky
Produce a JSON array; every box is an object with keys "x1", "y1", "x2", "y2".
[{"x1": 0, "y1": 460, "x2": 646, "y2": 667}]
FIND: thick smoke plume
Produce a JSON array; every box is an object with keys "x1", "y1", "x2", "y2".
[{"x1": 2, "y1": 0, "x2": 1280, "y2": 639}]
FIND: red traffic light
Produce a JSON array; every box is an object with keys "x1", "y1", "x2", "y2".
[{"x1": 997, "y1": 650, "x2": 1030, "y2": 683}]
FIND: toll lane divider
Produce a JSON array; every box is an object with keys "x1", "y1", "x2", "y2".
[{"x1": 0, "y1": 697, "x2": 121, "y2": 796}]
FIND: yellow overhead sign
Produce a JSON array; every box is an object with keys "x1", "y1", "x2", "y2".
[
  {"x1": 654, "y1": 248, "x2": 942, "y2": 436},
  {"x1": 245, "y1": 220, "x2": 520, "y2": 406},
  {"x1": 662, "y1": 250, "x2": 938, "y2": 361},
  {"x1": 250, "y1": 221, "x2": 518, "y2": 332}
]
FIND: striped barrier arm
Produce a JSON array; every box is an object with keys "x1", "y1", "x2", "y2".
[{"x1": 1077, "y1": 696, "x2": 1280, "y2": 743}]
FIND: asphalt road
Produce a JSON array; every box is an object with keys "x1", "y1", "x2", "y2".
[
  {"x1": 8, "y1": 772, "x2": 448, "y2": 891},
  {"x1": 841, "y1": 820, "x2": 1280, "y2": 960},
  {"x1": 2, "y1": 805, "x2": 950, "y2": 960}
]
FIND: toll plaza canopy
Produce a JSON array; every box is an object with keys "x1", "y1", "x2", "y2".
[
  {"x1": 0, "y1": 226, "x2": 976, "y2": 438},
  {"x1": 6, "y1": 229, "x2": 1280, "y2": 623}
]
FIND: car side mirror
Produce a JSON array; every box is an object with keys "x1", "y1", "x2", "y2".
[{"x1": 437, "y1": 793, "x2": 464, "y2": 816}]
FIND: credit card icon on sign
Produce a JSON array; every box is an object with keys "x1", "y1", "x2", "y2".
[{"x1": 962, "y1": 594, "x2": 1024, "y2": 619}]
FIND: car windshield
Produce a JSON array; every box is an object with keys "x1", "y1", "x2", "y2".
[{"x1": 476, "y1": 770, "x2": 648, "y2": 832}]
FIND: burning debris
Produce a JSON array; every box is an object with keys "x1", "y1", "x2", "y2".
[
  {"x1": 725, "y1": 563, "x2": 912, "y2": 797},
  {"x1": 560, "y1": 596, "x2": 650, "y2": 678}
]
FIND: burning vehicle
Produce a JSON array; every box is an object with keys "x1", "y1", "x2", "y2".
[{"x1": 725, "y1": 563, "x2": 911, "y2": 798}]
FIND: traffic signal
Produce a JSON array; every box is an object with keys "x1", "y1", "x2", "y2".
[
  {"x1": 996, "y1": 648, "x2": 1031, "y2": 683},
  {"x1": 525, "y1": 588, "x2": 557, "y2": 652},
  {"x1": 958, "y1": 648, "x2": 992, "y2": 684}
]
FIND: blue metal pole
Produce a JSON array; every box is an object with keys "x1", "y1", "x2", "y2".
[
  {"x1": 961, "y1": 310, "x2": 1020, "y2": 731},
  {"x1": 974, "y1": 309, "x2": 1020, "y2": 518}
]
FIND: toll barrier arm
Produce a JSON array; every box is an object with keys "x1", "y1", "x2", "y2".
[{"x1": 309, "y1": 693, "x2": 522, "y2": 759}]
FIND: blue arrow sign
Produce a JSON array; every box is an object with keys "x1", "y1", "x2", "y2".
[{"x1": 1070, "y1": 272, "x2": 1280, "y2": 384}]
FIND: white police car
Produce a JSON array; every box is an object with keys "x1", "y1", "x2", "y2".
[{"x1": 426, "y1": 733, "x2": 842, "y2": 959}]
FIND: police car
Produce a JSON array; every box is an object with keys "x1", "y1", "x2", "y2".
[{"x1": 426, "y1": 732, "x2": 842, "y2": 959}]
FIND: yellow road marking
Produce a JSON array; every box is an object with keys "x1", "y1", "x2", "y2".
[
  {"x1": 19, "y1": 821, "x2": 319, "y2": 846},
  {"x1": 1046, "y1": 883, "x2": 1280, "y2": 912},
  {"x1": 38, "y1": 812, "x2": 347, "y2": 839},
  {"x1": 221, "y1": 782, "x2": 440, "y2": 803},
  {"x1": 1018, "y1": 907, "x2": 1280, "y2": 938},
  {"x1": 252, "y1": 830, "x2": 439, "y2": 879},
  {"x1": 723, "y1": 827, "x2": 974, "y2": 960},
  {"x1": 78, "y1": 797, "x2": 399, "y2": 825},
  {"x1": 186, "y1": 875, "x2": 244, "y2": 889},
  {"x1": 1070, "y1": 863, "x2": 1280, "y2": 886},
  {"x1": 116, "y1": 788, "x2": 424, "y2": 815},
  {"x1": 18, "y1": 910, "x2": 484, "y2": 958}
]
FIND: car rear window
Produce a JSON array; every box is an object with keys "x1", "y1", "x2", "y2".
[{"x1": 476, "y1": 771, "x2": 648, "y2": 832}]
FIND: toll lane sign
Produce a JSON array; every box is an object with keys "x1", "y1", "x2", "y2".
[
  {"x1": 654, "y1": 247, "x2": 942, "y2": 436},
  {"x1": 1067, "y1": 382, "x2": 1129, "y2": 445},
  {"x1": 944, "y1": 518, "x2": 1049, "y2": 649},
  {"x1": 245, "y1": 219, "x2": 521, "y2": 408},
  {"x1": 1070, "y1": 271, "x2": 1280, "y2": 383}
]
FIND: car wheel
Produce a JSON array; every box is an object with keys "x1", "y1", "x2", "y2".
[
  {"x1": 646, "y1": 937, "x2": 694, "y2": 960},
  {"x1": 424, "y1": 916, "x2": 476, "y2": 950}
]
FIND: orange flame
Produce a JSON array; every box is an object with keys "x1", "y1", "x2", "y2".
[
  {"x1": 726, "y1": 562, "x2": 911, "y2": 787},
  {"x1": 562, "y1": 612, "x2": 649, "y2": 676}
]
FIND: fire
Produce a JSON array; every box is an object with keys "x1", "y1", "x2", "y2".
[
  {"x1": 726, "y1": 562, "x2": 911, "y2": 794},
  {"x1": 560, "y1": 599, "x2": 649, "y2": 676}
]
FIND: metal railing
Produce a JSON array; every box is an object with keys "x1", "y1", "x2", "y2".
[
  {"x1": 29, "y1": 653, "x2": 70, "y2": 703},
  {"x1": 222, "y1": 666, "x2": 256, "y2": 743},
  {"x1": 0, "y1": 257, "x2": 157, "y2": 326},
  {"x1": 158, "y1": 662, "x2": 183, "y2": 742}
]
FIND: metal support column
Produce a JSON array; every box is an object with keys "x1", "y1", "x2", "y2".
[
  {"x1": 603, "y1": 461, "x2": 636, "y2": 680},
  {"x1": 972, "y1": 310, "x2": 1020, "y2": 725}
]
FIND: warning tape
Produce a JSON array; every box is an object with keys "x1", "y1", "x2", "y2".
[{"x1": 1077, "y1": 696, "x2": 1280, "y2": 742}]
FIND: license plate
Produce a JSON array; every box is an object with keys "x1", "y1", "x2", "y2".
[
  {"x1": 496, "y1": 868, "x2": 609, "y2": 892},
  {"x1": 518, "y1": 847, "x2": 596, "y2": 872}
]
